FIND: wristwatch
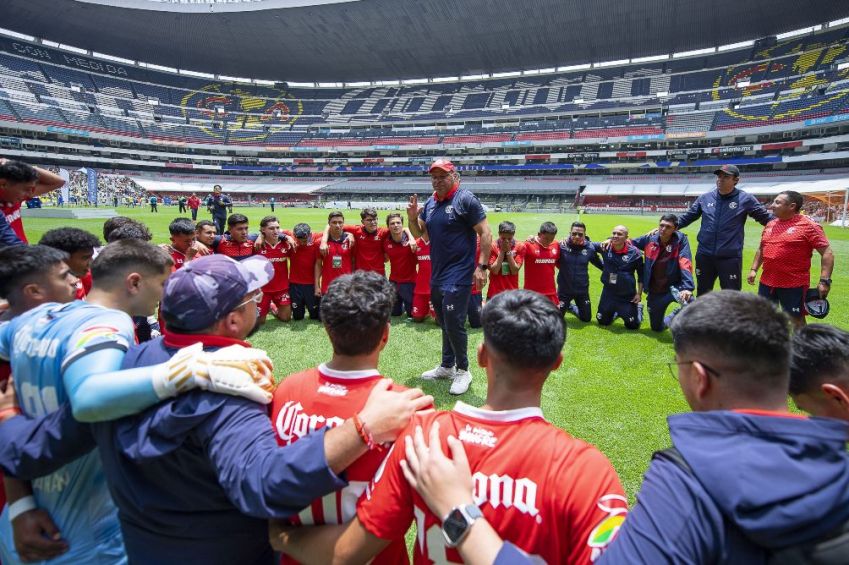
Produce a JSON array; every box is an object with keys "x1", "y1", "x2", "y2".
[
  {"x1": 442, "y1": 504, "x2": 483, "y2": 548},
  {"x1": 820, "y1": 278, "x2": 832, "y2": 286},
  {"x1": 478, "y1": 263, "x2": 489, "y2": 271}
]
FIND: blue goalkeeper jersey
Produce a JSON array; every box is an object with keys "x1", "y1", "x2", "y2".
[{"x1": 0, "y1": 301, "x2": 130, "y2": 564}]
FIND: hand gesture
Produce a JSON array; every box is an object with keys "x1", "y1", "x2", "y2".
[
  {"x1": 407, "y1": 195, "x2": 421, "y2": 220},
  {"x1": 400, "y1": 423, "x2": 474, "y2": 520},
  {"x1": 358, "y1": 380, "x2": 433, "y2": 444},
  {"x1": 678, "y1": 290, "x2": 692, "y2": 303}
]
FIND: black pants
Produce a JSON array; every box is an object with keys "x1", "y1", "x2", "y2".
[
  {"x1": 467, "y1": 293, "x2": 483, "y2": 328},
  {"x1": 191, "y1": 208, "x2": 198, "y2": 221},
  {"x1": 212, "y1": 214, "x2": 227, "y2": 236},
  {"x1": 695, "y1": 254, "x2": 742, "y2": 295},
  {"x1": 597, "y1": 288, "x2": 641, "y2": 330},
  {"x1": 558, "y1": 292, "x2": 592, "y2": 322},
  {"x1": 179, "y1": 203, "x2": 186, "y2": 213},
  {"x1": 646, "y1": 291, "x2": 677, "y2": 332},
  {"x1": 290, "y1": 283, "x2": 320, "y2": 321},
  {"x1": 150, "y1": 203, "x2": 158, "y2": 213},
  {"x1": 432, "y1": 284, "x2": 472, "y2": 371},
  {"x1": 391, "y1": 281, "x2": 415, "y2": 317}
]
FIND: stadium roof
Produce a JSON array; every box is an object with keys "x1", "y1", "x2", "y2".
[{"x1": 4, "y1": 0, "x2": 849, "y2": 82}]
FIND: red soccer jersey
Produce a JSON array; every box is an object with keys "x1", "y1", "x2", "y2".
[
  {"x1": 1, "y1": 201, "x2": 26, "y2": 243},
  {"x1": 414, "y1": 238, "x2": 432, "y2": 295},
  {"x1": 213, "y1": 236, "x2": 255, "y2": 261},
  {"x1": 523, "y1": 240, "x2": 560, "y2": 296},
  {"x1": 74, "y1": 271, "x2": 93, "y2": 300},
  {"x1": 289, "y1": 233, "x2": 321, "y2": 285},
  {"x1": 345, "y1": 225, "x2": 388, "y2": 275},
  {"x1": 357, "y1": 402, "x2": 627, "y2": 564},
  {"x1": 760, "y1": 215, "x2": 830, "y2": 288},
  {"x1": 270, "y1": 365, "x2": 409, "y2": 565},
  {"x1": 259, "y1": 239, "x2": 293, "y2": 293},
  {"x1": 320, "y1": 237, "x2": 354, "y2": 294},
  {"x1": 166, "y1": 246, "x2": 189, "y2": 270},
  {"x1": 488, "y1": 242, "x2": 525, "y2": 298},
  {"x1": 384, "y1": 236, "x2": 417, "y2": 283}
]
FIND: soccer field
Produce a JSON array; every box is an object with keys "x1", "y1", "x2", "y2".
[{"x1": 20, "y1": 206, "x2": 849, "y2": 500}]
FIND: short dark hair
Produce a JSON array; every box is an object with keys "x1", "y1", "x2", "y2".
[
  {"x1": 670, "y1": 291, "x2": 791, "y2": 392},
  {"x1": 320, "y1": 271, "x2": 394, "y2": 356},
  {"x1": 482, "y1": 290, "x2": 565, "y2": 371},
  {"x1": 790, "y1": 324, "x2": 849, "y2": 396},
  {"x1": 293, "y1": 222, "x2": 311, "y2": 239},
  {"x1": 39, "y1": 227, "x2": 100, "y2": 253},
  {"x1": 227, "y1": 213, "x2": 248, "y2": 227},
  {"x1": 570, "y1": 221, "x2": 586, "y2": 231},
  {"x1": 386, "y1": 213, "x2": 403, "y2": 225},
  {"x1": 328, "y1": 211, "x2": 344, "y2": 223},
  {"x1": 0, "y1": 245, "x2": 68, "y2": 300},
  {"x1": 168, "y1": 218, "x2": 196, "y2": 236},
  {"x1": 102, "y1": 216, "x2": 133, "y2": 241},
  {"x1": 498, "y1": 221, "x2": 516, "y2": 234},
  {"x1": 260, "y1": 215, "x2": 279, "y2": 228},
  {"x1": 195, "y1": 220, "x2": 216, "y2": 232},
  {"x1": 213, "y1": 184, "x2": 222, "y2": 190},
  {"x1": 107, "y1": 221, "x2": 152, "y2": 242},
  {"x1": 0, "y1": 160, "x2": 38, "y2": 183},
  {"x1": 779, "y1": 191, "x2": 804, "y2": 213},
  {"x1": 91, "y1": 240, "x2": 172, "y2": 284},
  {"x1": 659, "y1": 214, "x2": 678, "y2": 226},
  {"x1": 360, "y1": 208, "x2": 377, "y2": 220},
  {"x1": 538, "y1": 222, "x2": 558, "y2": 235}
]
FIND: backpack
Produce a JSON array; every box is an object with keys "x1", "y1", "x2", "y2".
[{"x1": 654, "y1": 448, "x2": 849, "y2": 565}]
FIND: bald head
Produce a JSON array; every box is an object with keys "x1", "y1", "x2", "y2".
[{"x1": 611, "y1": 225, "x2": 629, "y2": 249}]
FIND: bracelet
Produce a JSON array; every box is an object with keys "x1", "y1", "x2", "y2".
[
  {"x1": 0, "y1": 407, "x2": 21, "y2": 421},
  {"x1": 352, "y1": 413, "x2": 383, "y2": 452},
  {"x1": 8, "y1": 496, "x2": 36, "y2": 522}
]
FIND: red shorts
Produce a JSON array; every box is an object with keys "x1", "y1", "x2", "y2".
[
  {"x1": 412, "y1": 294, "x2": 433, "y2": 320},
  {"x1": 259, "y1": 290, "x2": 291, "y2": 317}
]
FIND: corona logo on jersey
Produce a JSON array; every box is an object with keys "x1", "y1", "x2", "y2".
[
  {"x1": 274, "y1": 400, "x2": 345, "y2": 444},
  {"x1": 471, "y1": 473, "x2": 540, "y2": 518},
  {"x1": 711, "y1": 40, "x2": 849, "y2": 124},
  {"x1": 181, "y1": 84, "x2": 305, "y2": 141},
  {"x1": 587, "y1": 494, "x2": 628, "y2": 561}
]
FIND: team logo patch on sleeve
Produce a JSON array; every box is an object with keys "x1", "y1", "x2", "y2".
[
  {"x1": 74, "y1": 325, "x2": 122, "y2": 349},
  {"x1": 587, "y1": 494, "x2": 628, "y2": 561}
]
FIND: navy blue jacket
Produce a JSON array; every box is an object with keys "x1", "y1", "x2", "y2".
[
  {"x1": 206, "y1": 194, "x2": 232, "y2": 217},
  {"x1": 631, "y1": 231, "x2": 695, "y2": 294},
  {"x1": 557, "y1": 238, "x2": 603, "y2": 296},
  {"x1": 0, "y1": 337, "x2": 346, "y2": 565},
  {"x1": 0, "y1": 212, "x2": 25, "y2": 248},
  {"x1": 592, "y1": 242, "x2": 644, "y2": 298},
  {"x1": 676, "y1": 187, "x2": 772, "y2": 258},
  {"x1": 599, "y1": 411, "x2": 849, "y2": 564},
  {"x1": 419, "y1": 188, "x2": 486, "y2": 287}
]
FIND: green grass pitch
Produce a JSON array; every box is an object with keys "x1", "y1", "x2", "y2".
[{"x1": 20, "y1": 206, "x2": 849, "y2": 503}]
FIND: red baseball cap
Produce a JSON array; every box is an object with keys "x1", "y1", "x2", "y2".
[{"x1": 429, "y1": 159, "x2": 456, "y2": 173}]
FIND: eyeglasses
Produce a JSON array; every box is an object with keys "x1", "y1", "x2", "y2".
[
  {"x1": 667, "y1": 360, "x2": 722, "y2": 380},
  {"x1": 234, "y1": 291, "x2": 262, "y2": 310}
]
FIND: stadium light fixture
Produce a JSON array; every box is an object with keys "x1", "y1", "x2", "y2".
[
  {"x1": 632, "y1": 54, "x2": 669, "y2": 63},
  {"x1": 557, "y1": 64, "x2": 591, "y2": 72},
  {"x1": 220, "y1": 75, "x2": 252, "y2": 83},
  {"x1": 491, "y1": 71, "x2": 522, "y2": 78},
  {"x1": 93, "y1": 52, "x2": 135, "y2": 65},
  {"x1": 829, "y1": 17, "x2": 849, "y2": 28},
  {"x1": 777, "y1": 25, "x2": 820, "y2": 40},
  {"x1": 0, "y1": 27, "x2": 35, "y2": 41},
  {"x1": 718, "y1": 40, "x2": 754, "y2": 52},
  {"x1": 180, "y1": 69, "x2": 216, "y2": 79},
  {"x1": 432, "y1": 77, "x2": 459, "y2": 83},
  {"x1": 461, "y1": 74, "x2": 489, "y2": 80},
  {"x1": 673, "y1": 47, "x2": 715, "y2": 58},
  {"x1": 595, "y1": 59, "x2": 630, "y2": 68},
  {"x1": 401, "y1": 78, "x2": 429, "y2": 85}
]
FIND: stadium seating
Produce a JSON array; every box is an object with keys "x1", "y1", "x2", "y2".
[{"x1": 0, "y1": 27, "x2": 846, "y2": 148}]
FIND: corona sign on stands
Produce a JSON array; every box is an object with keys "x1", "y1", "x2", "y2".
[{"x1": 181, "y1": 84, "x2": 304, "y2": 141}]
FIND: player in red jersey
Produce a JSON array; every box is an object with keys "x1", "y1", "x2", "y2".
[
  {"x1": 488, "y1": 220, "x2": 524, "y2": 300},
  {"x1": 257, "y1": 215, "x2": 294, "y2": 324},
  {"x1": 286, "y1": 223, "x2": 323, "y2": 321},
  {"x1": 320, "y1": 207, "x2": 387, "y2": 275},
  {"x1": 748, "y1": 190, "x2": 834, "y2": 327},
  {"x1": 163, "y1": 217, "x2": 206, "y2": 271},
  {"x1": 195, "y1": 220, "x2": 217, "y2": 248},
  {"x1": 272, "y1": 290, "x2": 627, "y2": 564},
  {"x1": 412, "y1": 236, "x2": 433, "y2": 322},
  {"x1": 524, "y1": 222, "x2": 561, "y2": 306},
  {"x1": 316, "y1": 212, "x2": 355, "y2": 297},
  {"x1": 383, "y1": 213, "x2": 418, "y2": 317},
  {"x1": 38, "y1": 228, "x2": 100, "y2": 300},
  {"x1": 0, "y1": 159, "x2": 65, "y2": 246},
  {"x1": 270, "y1": 272, "x2": 431, "y2": 564},
  {"x1": 211, "y1": 213, "x2": 256, "y2": 261}
]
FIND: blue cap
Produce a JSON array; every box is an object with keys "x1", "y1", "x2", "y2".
[{"x1": 160, "y1": 254, "x2": 272, "y2": 331}]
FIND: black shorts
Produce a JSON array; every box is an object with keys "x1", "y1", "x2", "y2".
[{"x1": 758, "y1": 283, "x2": 805, "y2": 318}]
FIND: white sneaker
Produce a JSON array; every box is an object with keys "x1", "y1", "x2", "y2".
[
  {"x1": 450, "y1": 369, "x2": 473, "y2": 395},
  {"x1": 422, "y1": 365, "x2": 455, "y2": 380}
]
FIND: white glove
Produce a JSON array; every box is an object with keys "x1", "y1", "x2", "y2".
[{"x1": 152, "y1": 343, "x2": 275, "y2": 404}]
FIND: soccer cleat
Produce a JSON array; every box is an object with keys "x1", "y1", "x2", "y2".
[
  {"x1": 421, "y1": 365, "x2": 455, "y2": 380},
  {"x1": 450, "y1": 369, "x2": 473, "y2": 395},
  {"x1": 568, "y1": 304, "x2": 580, "y2": 317}
]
